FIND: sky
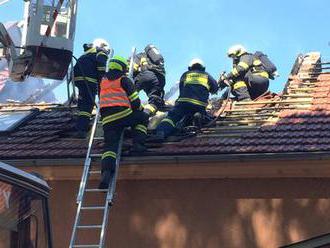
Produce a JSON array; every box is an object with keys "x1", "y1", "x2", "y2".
[{"x1": 0, "y1": 0, "x2": 330, "y2": 102}]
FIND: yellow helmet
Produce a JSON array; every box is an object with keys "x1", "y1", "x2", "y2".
[
  {"x1": 227, "y1": 44, "x2": 247, "y2": 58},
  {"x1": 108, "y1": 56, "x2": 128, "y2": 72}
]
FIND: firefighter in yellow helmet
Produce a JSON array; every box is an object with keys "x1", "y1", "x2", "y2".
[
  {"x1": 222, "y1": 44, "x2": 274, "y2": 101},
  {"x1": 99, "y1": 55, "x2": 148, "y2": 189}
]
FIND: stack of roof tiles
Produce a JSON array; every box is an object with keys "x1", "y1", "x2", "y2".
[{"x1": 0, "y1": 52, "x2": 329, "y2": 160}]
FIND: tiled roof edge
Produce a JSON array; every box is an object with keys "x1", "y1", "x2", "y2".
[{"x1": 4, "y1": 151, "x2": 330, "y2": 167}]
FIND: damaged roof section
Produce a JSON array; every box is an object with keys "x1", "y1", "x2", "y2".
[
  {"x1": 146, "y1": 52, "x2": 330, "y2": 155},
  {"x1": 0, "y1": 52, "x2": 330, "y2": 161}
]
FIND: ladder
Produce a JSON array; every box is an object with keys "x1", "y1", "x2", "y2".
[{"x1": 69, "y1": 47, "x2": 136, "y2": 248}]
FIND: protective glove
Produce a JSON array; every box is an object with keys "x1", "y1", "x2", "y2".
[
  {"x1": 220, "y1": 74, "x2": 228, "y2": 82},
  {"x1": 217, "y1": 71, "x2": 230, "y2": 90},
  {"x1": 226, "y1": 72, "x2": 233, "y2": 80}
]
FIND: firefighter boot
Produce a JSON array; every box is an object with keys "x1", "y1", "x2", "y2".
[
  {"x1": 193, "y1": 112, "x2": 203, "y2": 129},
  {"x1": 98, "y1": 170, "x2": 112, "y2": 190}
]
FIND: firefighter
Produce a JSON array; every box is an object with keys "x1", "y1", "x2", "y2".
[
  {"x1": 73, "y1": 38, "x2": 110, "y2": 138},
  {"x1": 221, "y1": 44, "x2": 270, "y2": 101},
  {"x1": 133, "y1": 44, "x2": 166, "y2": 116},
  {"x1": 155, "y1": 58, "x2": 218, "y2": 139},
  {"x1": 99, "y1": 56, "x2": 149, "y2": 189}
]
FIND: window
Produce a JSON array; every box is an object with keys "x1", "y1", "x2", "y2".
[{"x1": 0, "y1": 110, "x2": 36, "y2": 133}]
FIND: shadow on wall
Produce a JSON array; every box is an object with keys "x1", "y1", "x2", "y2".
[
  {"x1": 47, "y1": 106, "x2": 330, "y2": 248},
  {"x1": 112, "y1": 104, "x2": 330, "y2": 247},
  {"x1": 109, "y1": 178, "x2": 330, "y2": 248}
]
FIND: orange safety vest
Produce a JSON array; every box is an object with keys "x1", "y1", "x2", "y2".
[{"x1": 100, "y1": 77, "x2": 131, "y2": 109}]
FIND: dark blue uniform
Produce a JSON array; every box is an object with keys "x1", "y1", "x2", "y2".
[
  {"x1": 225, "y1": 53, "x2": 269, "y2": 101},
  {"x1": 133, "y1": 51, "x2": 166, "y2": 115},
  {"x1": 73, "y1": 47, "x2": 108, "y2": 136},
  {"x1": 156, "y1": 69, "x2": 218, "y2": 138}
]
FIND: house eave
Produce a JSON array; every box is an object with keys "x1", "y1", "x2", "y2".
[
  {"x1": 2, "y1": 151, "x2": 330, "y2": 181},
  {"x1": 3, "y1": 151, "x2": 330, "y2": 167}
]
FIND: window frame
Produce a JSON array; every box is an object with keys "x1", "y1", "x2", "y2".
[
  {"x1": 0, "y1": 109, "x2": 39, "y2": 134},
  {"x1": 0, "y1": 162, "x2": 52, "y2": 248}
]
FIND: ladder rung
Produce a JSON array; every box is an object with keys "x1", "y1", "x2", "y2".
[
  {"x1": 81, "y1": 206, "x2": 106, "y2": 210},
  {"x1": 85, "y1": 188, "x2": 107, "y2": 192},
  {"x1": 77, "y1": 225, "x2": 102, "y2": 229},
  {"x1": 93, "y1": 137, "x2": 104, "y2": 140},
  {"x1": 72, "y1": 245, "x2": 100, "y2": 248},
  {"x1": 89, "y1": 170, "x2": 101, "y2": 174}
]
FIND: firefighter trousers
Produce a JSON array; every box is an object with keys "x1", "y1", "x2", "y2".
[
  {"x1": 135, "y1": 70, "x2": 165, "y2": 113},
  {"x1": 231, "y1": 74, "x2": 269, "y2": 101},
  {"x1": 156, "y1": 102, "x2": 206, "y2": 138},
  {"x1": 75, "y1": 81, "x2": 97, "y2": 133},
  {"x1": 101, "y1": 110, "x2": 149, "y2": 172},
  {"x1": 247, "y1": 74, "x2": 269, "y2": 99}
]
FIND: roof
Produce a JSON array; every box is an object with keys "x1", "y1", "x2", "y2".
[{"x1": 0, "y1": 52, "x2": 330, "y2": 163}]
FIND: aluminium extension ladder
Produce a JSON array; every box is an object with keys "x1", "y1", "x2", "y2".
[{"x1": 69, "y1": 47, "x2": 136, "y2": 248}]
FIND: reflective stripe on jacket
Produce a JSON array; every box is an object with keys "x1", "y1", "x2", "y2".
[
  {"x1": 73, "y1": 48, "x2": 108, "y2": 84},
  {"x1": 229, "y1": 53, "x2": 269, "y2": 79},
  {"x1": 100, "y1": 77, "x2": 131, "y2": 108},
  {"x1": 177, "y1": 98, "x2": 208, "y2": 107},
  {"x1": 177, "y1": 70, "x2": 218, "y2": 107},
  {"x1": 183, "y1": 72, "x2": 210, "y2": 90}
]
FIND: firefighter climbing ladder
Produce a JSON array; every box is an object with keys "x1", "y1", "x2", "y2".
[{"x1": 69, "y1": 47, "x2": 136, "y2": 248}]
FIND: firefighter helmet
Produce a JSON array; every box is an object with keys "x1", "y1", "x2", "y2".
[
  {"x1": 188, "y1": 58, "x2": 205, "y2": 71},
  {"x1": 93, "y1": 38, "x2": 110, "y2": 54},
  {"x1": 108, "y1": 55, "x2": 128, "y2": 72},
  {"x1": 227, "y1": 44, "x2": 247, "y2": 58}
]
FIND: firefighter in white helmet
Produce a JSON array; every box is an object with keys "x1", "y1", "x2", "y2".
[
  {"x1": 155, "y1": 58, "x2": 218, "y2": 140},
  {"x1": 221, "y1": 44, "x2": 275, "y2": 101},
  {"x1": 73, "y1": 38, "x2": 111, "y2": 138}
]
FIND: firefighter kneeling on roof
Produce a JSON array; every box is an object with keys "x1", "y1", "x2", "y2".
[
  {"x1": 99, "y1": 56, "x2": 149, "y2": 189},
  {"x1": 154, "y1": 58, "x2": 219, "y2": 140},
  {"x1": 221, "y1": 44, "x2": 277, "y2": 101}
]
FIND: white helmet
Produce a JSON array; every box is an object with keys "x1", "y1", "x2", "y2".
[
  {"x1": 93, "y1": 38, "x2": 110, "y2": 54},
  {"x1": 227, "y1": 44, "x2": 247, "y2": 58},
  {"x1": 188, "y1": 58, "x2": 205, "y2": 70}
]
